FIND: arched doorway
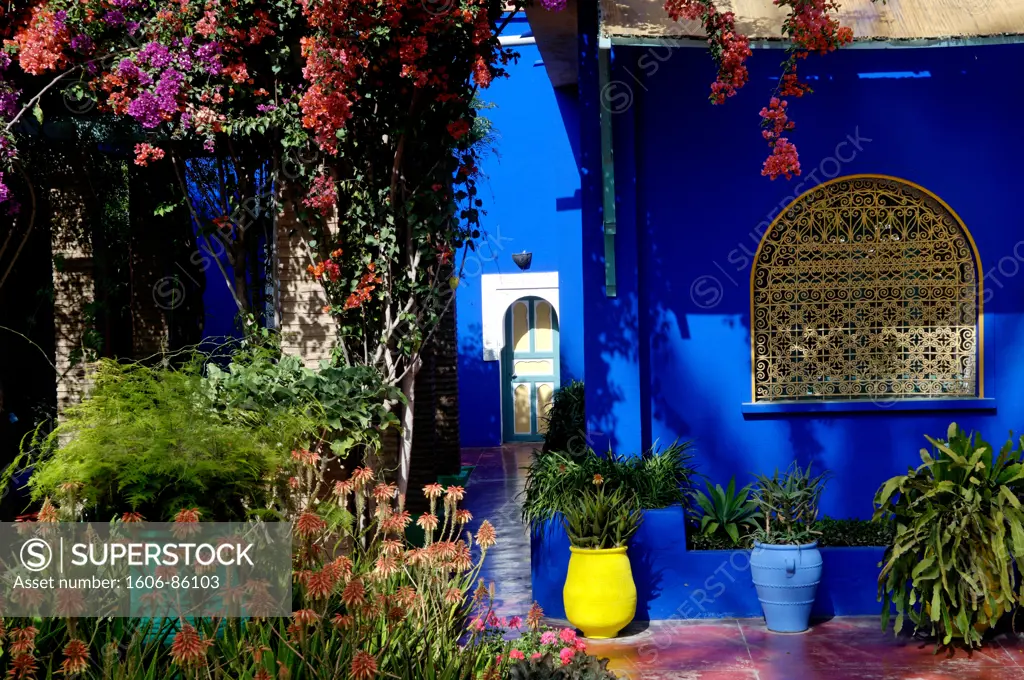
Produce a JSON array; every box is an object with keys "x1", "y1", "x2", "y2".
[{"x1": 502, "y1": 296, "x2": 560, "y2": 442}]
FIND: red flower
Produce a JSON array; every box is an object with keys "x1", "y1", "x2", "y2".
[
  {"x1": 134, "y1": 143, "x2": 165, "y2": 167},
  {"x1": 447, "y1": 120, "x2": 471, "y2": 141},
  {"x1": 342, "y1": 578, "x2": 366, "y2": 607},
  {"x1": 61, "y1": 639, "x2": 90, "y2": 676},
  {"x1": 169, "y1": 624, "x2": 212, "y2": 667},
  {"x1": 350, "y1": 651, "x2": 378, "y2": 680},
  {"x1": 296, "y1": 512, "x2": 326, "y2": 538},
  {"x1": 303, "y1": 173, "x2": 337, "y2": 212}
]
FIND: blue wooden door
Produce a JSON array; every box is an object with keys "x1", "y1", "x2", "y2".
[{"x1": 502, "y1": 297, "x2": 560, "y2": 442}]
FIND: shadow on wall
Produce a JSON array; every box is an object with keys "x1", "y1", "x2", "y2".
[
  {"x1": 458, "y1": 322, "x2": 502, "y2": 446},
  {"x1": 583, "y1": 287, "x2": 644, "y2": 455}
]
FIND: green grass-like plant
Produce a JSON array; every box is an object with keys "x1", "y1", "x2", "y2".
[
  {"x1": 521, "y1": 441, "x2": 695, "y2": 527},
  {"x1": 541, "y1": 380, "x2": 586, "y2": 456},
  {"x1": 874, "y1": 422, "x2": 1024, "y2": 648}
]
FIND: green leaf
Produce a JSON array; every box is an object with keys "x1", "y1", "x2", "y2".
[
  {"x1": 32, "y1": 104, "x2": 42, "y2": 124},
  {"x1": 725, "y1": 523, "x2": 740, "y2": 544}
]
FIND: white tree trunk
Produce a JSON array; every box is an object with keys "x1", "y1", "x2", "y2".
[{"x1": 397, "y1": 356, "x2": 422, "y2": 498}]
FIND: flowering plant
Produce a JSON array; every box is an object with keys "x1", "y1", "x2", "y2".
[
  {"x1": 1, "y1": 469, "x2": 508, "y2": 679},
  {"x1": 664, "y1": 0, "x2": 876, "y2": 179},
  {"x1": 0, "y1": 0, "x2": 567, "y2": 498}
]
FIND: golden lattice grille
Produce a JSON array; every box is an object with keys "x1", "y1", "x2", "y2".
[{"x1": 751, "y1": 176, "x2": 980, "y2": 402}]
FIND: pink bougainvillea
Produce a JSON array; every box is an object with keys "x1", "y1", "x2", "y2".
[
  {"x1": 664, "y1": 0, "x2": 858, "y2": 179},
  {"x1": 133, "y1": 142, "x2": 165, "y2": 166}
]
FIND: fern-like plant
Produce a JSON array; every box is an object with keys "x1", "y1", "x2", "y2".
[
  {"x1": 23, "y1": 359, "x2": 289, "y2": 521},
  {"x1": 521, "y1": 441, "x2": 695, "y2": 527},
  {"x1": 691, "y1": 477, "x2": 761, "y2": 546},
  {"x1": 874, "y1": 423, "x2": 1024, "y2": 648}
]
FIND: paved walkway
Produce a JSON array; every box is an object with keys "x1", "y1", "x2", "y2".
[
  {"x1": 462, "y1": 444, "x2": 535, "y2": 618},
  {"x1": 461, "y1": 445, "x2": 1024, "y2": 679}
]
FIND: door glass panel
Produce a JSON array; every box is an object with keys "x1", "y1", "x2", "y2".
[
  {"x1": 534, "y1": 301, "x2": 553, "y2": 351},
  {"x1": 536, "y1": 383, "x2": 554, "y2": 434},
  {"x1": 514, "y1": 383, "x2": 532, "y2": 434},
  {"x1": 513, "y1": 302, "x2": 530, "y2": 353},
  {"x1": 514, "y1": 359, "x2": 554, "y2": 376}
]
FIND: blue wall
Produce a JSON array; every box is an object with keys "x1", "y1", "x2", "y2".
[
  {"x1": 583, "y1": 43, "x2": 1024, "y2": 518},
  {"x1": 456, "y1": 17, "x2": 584, "y2": 447}
]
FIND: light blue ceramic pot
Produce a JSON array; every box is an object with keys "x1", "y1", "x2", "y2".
[{"x1": 750, "y1": 541, "x2": 822, "y2": 632}]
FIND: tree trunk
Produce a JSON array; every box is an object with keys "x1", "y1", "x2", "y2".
[
  {"x1": 233, "y1": 243, "x2": 249, "y2": 314},
  {"x1": 397, "y1": 356, "x2": 422, "y2": 499}
]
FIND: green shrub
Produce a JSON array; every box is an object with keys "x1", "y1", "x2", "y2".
[
  {"x1": 750, "y1": 462, "x2": 829, "y2": 545},
  {"x1": 814, "y1": 517, "x2": 893, "y2": 547},
  {"x1": 521, "y1": 441, "x2": 695, "y2": 527},
  {"x1": 690, "y1": 477, "x2": 761, "y2": 546},
  {"x1": 508, "y1": 652, "x2": 618, "y2": 680},
  {"x1": 204, "y1": 344, "x2": 402, "y2": 460},
  {"x1": 874, "y1": 422, "x2": 1024, "y2": 648},
  {"x1": 24, "y1": 359, "x2": 287, "y2": 521},
  {"x1": 687, "y1": 517, "x2": 893, "y2": 550},
  {"x1": 541, "y1": 380, "x2": 586, "y2": 455}
]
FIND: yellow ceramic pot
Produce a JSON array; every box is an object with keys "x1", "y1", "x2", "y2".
[{"x1": 563, "y1": 546, "x2": 637, "y2": 639}]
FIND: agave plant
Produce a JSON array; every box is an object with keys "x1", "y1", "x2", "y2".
[
  {"x1": 691, "y1": 477, "x2": 761, "y2": 546},
  {"x1": 874, "y1": 423, "x2": 1024, "y2": 648},
  {"x1": 751, "y1": 461, "x2": 829, "y2": 546},
  {"x1": 562, "y1": 478, "x2": 642, "y2": 550}
]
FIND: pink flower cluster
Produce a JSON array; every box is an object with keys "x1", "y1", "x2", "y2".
[
  {"x1": 304, "y1": 173, "x2": 338, "y2": 212},
  {"x1": 759, "y1": 98, "x2": 800, "y2": 180},
  {"x1": 502, "y1": 625, "x2": 588, "y2": 667},
  {"x1": 133, "y1": 143, "x2": 165, "y2": 166},
  {"x1": 664, "y1": 1, "x2": 751, "y2": 104}
]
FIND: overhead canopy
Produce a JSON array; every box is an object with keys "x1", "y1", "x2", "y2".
[{"x1": 600, "y1": 0, "x2": 1024, "y2": 43}]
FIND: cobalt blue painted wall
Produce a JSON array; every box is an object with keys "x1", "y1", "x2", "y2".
[
  {"x1": 456, "y1": 16, "x2": 584, "y2": 447},
  {"x1": 582, "y1": 43, "x2": 1024, "y2": 518}
]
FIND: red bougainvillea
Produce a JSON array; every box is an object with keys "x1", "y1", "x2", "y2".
[{"x1": 665, "y1": 0, "x2": 857, "y2": 179}]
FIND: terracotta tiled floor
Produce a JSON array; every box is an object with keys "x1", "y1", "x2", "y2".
[{"x1": 461, "y1": 446, "x2": 1024, "y2": 680}]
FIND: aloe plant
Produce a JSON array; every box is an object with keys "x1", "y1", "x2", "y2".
[
  {"x1": 562, "y1": 480, "x2": 642, "y2": 550},
  {"x1": 751, "y1": 461, "x2": 829, "y2": 546},
  {"x1": 874, "y1": 422, "x2": 1024, "y2": 648},
  {"x1": 691, "y1": 477, "x2": 761, "y2": 546}
]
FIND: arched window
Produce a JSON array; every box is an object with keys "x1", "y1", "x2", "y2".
[{"x1": 751, "y1": 175, "x2": 982, "y2": 403}]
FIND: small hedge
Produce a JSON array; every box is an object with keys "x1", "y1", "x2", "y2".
[{"x1": 687, "y1": 517, "x2": 893, "y2": 550}]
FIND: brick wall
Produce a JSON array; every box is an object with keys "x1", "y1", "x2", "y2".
[
  {"x1": 50, "y1": 177, "x2": 95, "y2": 415},
  {"x1": 272, "y1": 201, "x2": 461, "y2": 499},
  {"x1": 275, "y1": 199, "x2": 335, "y2": 366}
]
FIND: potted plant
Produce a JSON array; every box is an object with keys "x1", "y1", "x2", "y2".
[
  {"x1": 690, "y1": 477, "x2": 762, "y2": 547},
  {"x1": 874, "y1": 423, "x2": 1024, "y2": 648},
  {"x1": 749, "y1": 462, "x2": 829, "y2": 633},
  {"x1": 561, "y1": 475, "x2": 642, "y2": 639}
]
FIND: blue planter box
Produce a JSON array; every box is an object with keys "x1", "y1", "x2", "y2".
[{"x1": 530, "y1": 506, "x2": 886, "y2": 620}]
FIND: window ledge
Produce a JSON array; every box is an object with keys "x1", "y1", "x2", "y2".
[{"x1": 742, "y1": 398, "x2": 997, "y2": 416}]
